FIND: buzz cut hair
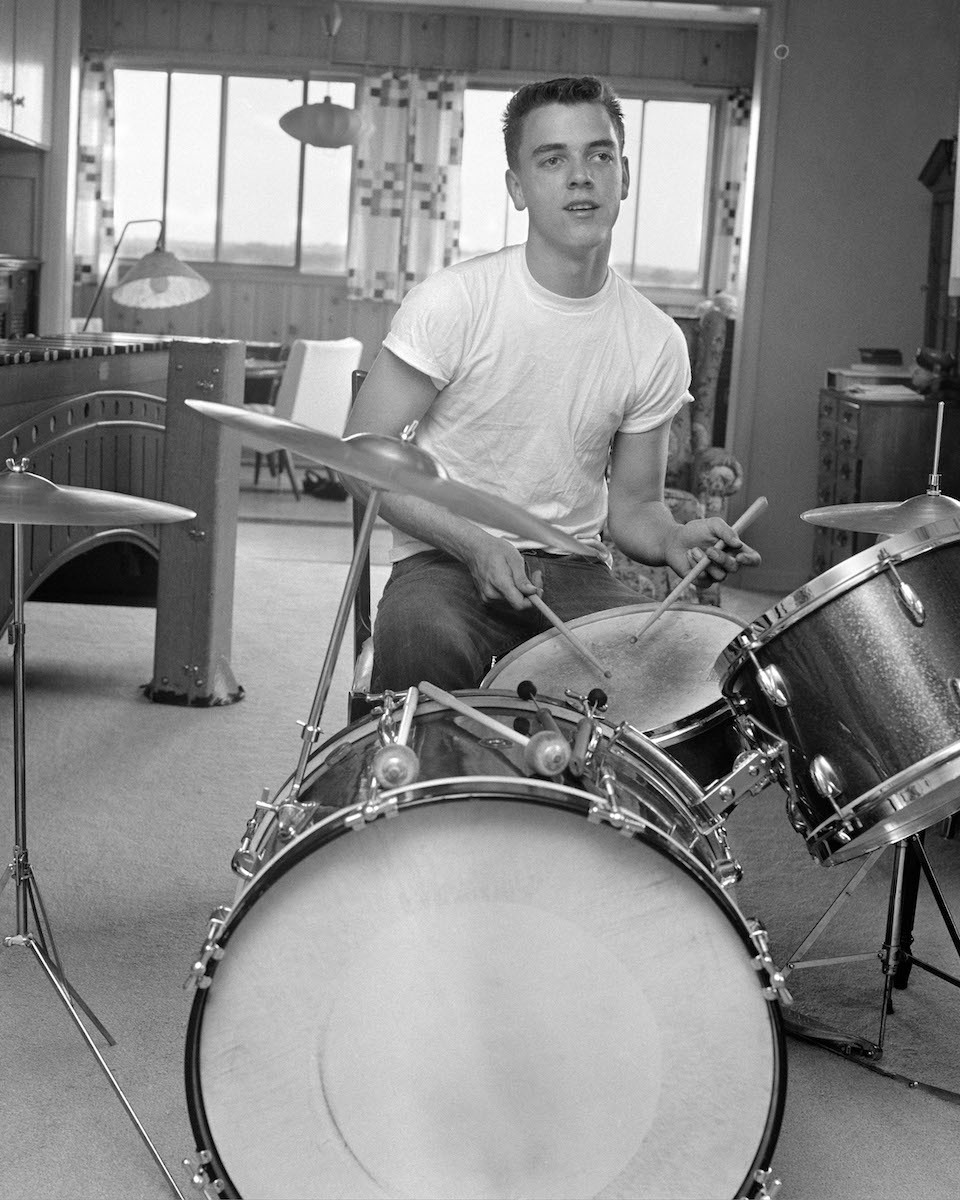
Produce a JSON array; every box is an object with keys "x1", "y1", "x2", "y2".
[{"x1": 502, "y1": 76, "x2": 626, "y2": 170}]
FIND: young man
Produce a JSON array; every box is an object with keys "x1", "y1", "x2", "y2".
[{"x1": 345, "y1": 76, "x2": 759, "y2": 692}]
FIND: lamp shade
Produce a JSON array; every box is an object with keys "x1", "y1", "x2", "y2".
[
  {"x1": 279, "y1": 98, "x2": 361, "y2": 148},
  {"x1": 111, "y1": 249, "x2": 211, "y2": 310}
]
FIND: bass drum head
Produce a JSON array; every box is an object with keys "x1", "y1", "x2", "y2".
[{"x1": 187, "y1": 791, "x2": 784, "y2": 1200}]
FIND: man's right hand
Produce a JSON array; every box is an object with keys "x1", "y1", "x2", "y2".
[{"x1": 463, "y1": 537, "x2": 543, "y2": 611}]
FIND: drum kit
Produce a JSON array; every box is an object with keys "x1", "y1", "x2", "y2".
[{"x1": 5, "y1": 389, "x2": 960, "y2": 1199}]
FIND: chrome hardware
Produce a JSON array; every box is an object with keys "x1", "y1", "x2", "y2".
[
  {"x1": 276, "y1": 798, "x2": 314, "y2": 842},
  {"x1": 344, "y1": 793, "x2": 400, "y2": 829},
  {"x1": 700, "y1": 744, "x2": 784, "y2": 823},
  {"x1": 185, "y1": 906, "x2": 231, "y2": 992},
  {"x1": 748, "y1": 921, "x2": 793, "y2": 1005},
  {"x1": 879, "y1": 550, "x2": 925, "y2": 625},
  {"x1": 371, "y1": 741, "x2": 420, "y2": 788},
  {"x1": 752, "y1": 1167, "x2": 783, "y2": 1199},
  {"x1": 230, "y1": 787, "x2": 273, "y2": 879},
  {"x1": 809, "y1": 754, "x2": 844, "y2": 808},
  {"x1": 587, "y1": 767, "x2": 634, "y2": 836},
  {"x1": 752, "y1": 655, "x2": 790, "y2": 707},
  {"x1": 184, "y1": 1149, "x2": 225, "y2": 1196}
]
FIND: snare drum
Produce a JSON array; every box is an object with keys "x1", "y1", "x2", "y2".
[
  {"x1": 719, "y1": 519, "x2": 960, "y2": 865},
  {"x1": 186, "y1": 692, "x2": 785, "y2": 1200},
  {"x1": 482, "y1": 604, "x2": 748, "y2": 786}
]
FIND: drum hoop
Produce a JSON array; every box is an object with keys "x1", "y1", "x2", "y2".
[
  {"x1": 185, "y1": 782, "x2": 788, "y2": 1200},
  {"x1": 716, "y1": 519, "x2": 960, "y2": 682}
]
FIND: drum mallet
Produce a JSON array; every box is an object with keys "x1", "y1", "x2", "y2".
[
  {"x1": 630, "y1": 496, "x2": 768, "y2": 644},
  {"x1": 418, "y1": 681, "x2": 571, "y2": 776}
]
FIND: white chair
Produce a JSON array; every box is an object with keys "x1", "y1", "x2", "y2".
[{"x1": 245, "y1": 337, "x2": 363, "y2": 498}]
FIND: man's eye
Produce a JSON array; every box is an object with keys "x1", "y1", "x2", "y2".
[{"x1": 539, "y1": 155, "x2": 562, "y2": 167}]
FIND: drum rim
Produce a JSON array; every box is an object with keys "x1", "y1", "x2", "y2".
[
  {"x1": 715, "y1": 517, "x2": 960, "y2": 681},
  {"x1": 482, "y1": 602, "x2": 750, "y2": 689},
  {"x1": 185, "y1": 784, "x2": 788, "y2": 1200}
]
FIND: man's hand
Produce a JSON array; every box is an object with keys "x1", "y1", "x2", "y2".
[
  {"x1": 664, "y1": 516, "x2": 762, "y2": 585},
  {"x1": 463, "y1": 537, "x2": 543, "y2": 610}
]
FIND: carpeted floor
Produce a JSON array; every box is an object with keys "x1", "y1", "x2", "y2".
[{"x1": 1, "y1": 485, "x2": 959, "y2": 1198}]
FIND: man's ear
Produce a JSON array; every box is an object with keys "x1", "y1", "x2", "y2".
[
  {"x1": 505, "y1": 168, "x2": 526, "y2": 212},
  {"x1": 620, "y1": 156, "x2": 630, "y2": 202}
]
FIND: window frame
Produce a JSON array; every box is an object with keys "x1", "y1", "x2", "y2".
[{"x1": 110, "y1": 63, "x2": 361, "y2": 279}]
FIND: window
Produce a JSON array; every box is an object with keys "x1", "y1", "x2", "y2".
[
  {"x1": 113, "y1": 69, "x2": 356, "y2": 272},
  {"x1": 457, "y1": 87, "x2": 715, "y2": 300}
]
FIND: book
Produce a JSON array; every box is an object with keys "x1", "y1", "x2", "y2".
[{"x1": 826, "y1": 364, "x2": 914, "y2": 391}]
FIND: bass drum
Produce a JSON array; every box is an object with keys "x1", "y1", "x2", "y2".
[{"x1": 186, "y1": 692, "x2": 785, "y2": 1200}]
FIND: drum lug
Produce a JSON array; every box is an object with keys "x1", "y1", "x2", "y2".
[
  {"x1": 879, "y1": 550, "x2": 926, "y2": 626},
  {"x1": 184, "y1": 906, "x2": 231, "y2": 993},
  {"x1": 747, "y1": 920, "x2": 793, "y2": 1006},
  {"x1": 231, "y1": 787, "x2": 274, "y2": 879},
  {"x1": 344, "y1": 789, "x2": 400, "y2": 829},
  {"x1": 809, "y1": 754, "x2": 845, "y2": 810},
  {"x1": 752, "y1": 1166, "x2": 783, "y2": 1199},
  {"x1": 587, "y1": 768, "x2": 635, "y2": 836},
  {"x1": 183, "y1": 1149, "x2": 226, "y2": 1196},
  {"x1": 754, "y1": 659, "x2": 791, "y2": 708}
]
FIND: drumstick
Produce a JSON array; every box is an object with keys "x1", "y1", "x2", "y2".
[
  {"x1": 630, "y1": 496, "x2": 768, "y2": 645},
  {"x1": 529, "y1": 594, "x2": 613, "y2": 679},
  {"x1": 418, "y1": 681, "x2": 529, "y2": 746}
]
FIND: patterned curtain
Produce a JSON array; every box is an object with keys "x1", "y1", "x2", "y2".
[
  {"x1": 707, "y1": 88, "x2": 752, "y2": 298},
  {"x1": 347, "y1": 69, "x2": 465, "y2": 304},
  {"x1": 74, "y1": 58, "x2": 117, "y2": 300}
]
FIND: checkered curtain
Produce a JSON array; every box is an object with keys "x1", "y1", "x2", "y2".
[
  {"x1": 73, "y1": 58, "x2": 117, "y2": 296},
  {"x1": 707, "y1": 89, "x2": 752, "y2": 297},
  {"x1": 347, "y1": 70, "x2": 464, "y2": 303}
]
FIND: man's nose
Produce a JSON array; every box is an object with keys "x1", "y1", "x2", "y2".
[{"x1": 567, "y1": 157, "x2": 594, "y2": 186}]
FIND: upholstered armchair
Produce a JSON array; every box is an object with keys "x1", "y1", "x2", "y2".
[{"x1": 605, "y1": 296, "x2": 744, "y2": 604}]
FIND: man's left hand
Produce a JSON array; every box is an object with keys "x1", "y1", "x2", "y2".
[{"x1": 666, "y1": 517, "x2": 762, "y2": 585}]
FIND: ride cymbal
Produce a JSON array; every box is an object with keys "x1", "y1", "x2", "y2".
[
  {"x1": 0, "y1": 466, "x2": 196, "y2": 527},
  {"x1": 801, "y1": 493, "x2": 960, "y2": 535},
  {"x1": 186, "y1": 399, "x2": 596, "y2": 557}
]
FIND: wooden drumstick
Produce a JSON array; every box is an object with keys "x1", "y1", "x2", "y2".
[
  {"x1": 529, "y1": 594, "x2": 613, "y2": 679},
  {"x1": 630, "y1": 496, "x2": 768, "y2": 645}
]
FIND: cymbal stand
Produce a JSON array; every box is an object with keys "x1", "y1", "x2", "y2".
[
  {"x1": 1, "y1": 514, "x2": 186, "y2": 1199},
  {"x1": 782, "y1": 829, "x2": 960, "y2": 1058},
  {"x1": 285, "y1": 485, "x2": 383, "y2": 808}
]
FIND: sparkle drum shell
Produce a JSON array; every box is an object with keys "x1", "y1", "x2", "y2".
[
  {"x1": 185, "y1": 692, "x2": 785, "y2": 1200},
  {"x1": 718, "y1": 519, "x2": 960, "y2": 864},
  {"x1": 481, "y1": 605, "x2": 748, "y2": 786}
]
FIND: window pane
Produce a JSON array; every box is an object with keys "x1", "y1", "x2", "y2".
[
  {"x1": 222, "y1": 76, "x2": 303, "y2": 266},
  {"x1": 457, "y1": 88, "x2": 526, "y2": 262},
  {"x1": 610, "y1": 97, "x2": 644, "y2": 280},
  {"x1": 165, "y1": 74, "x2": 221, "y2": 262},
  {"x1": 113, "y1": 70, "x2": 167, "y2": 259},
  {"x1": 633, "y1": 101, "x2": 710, "y2": 288},
  {"x1": 301, "y1": 80, "x2": 356, "y2": 273}
]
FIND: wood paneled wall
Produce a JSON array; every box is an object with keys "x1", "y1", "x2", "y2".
[
  {"x1": 77, "y1": 0, "x2": 757, "y2": 361},
  {"x1": 81, "y1": 1, "x2": 756, "y2": 84}
]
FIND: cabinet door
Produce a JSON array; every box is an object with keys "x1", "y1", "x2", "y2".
[
  {"x1": 10, "y1": 0, "x2": 55, "y2": 147},
  {"x1": 0, "y1": 0, "x2": 15, "y2": 136}
]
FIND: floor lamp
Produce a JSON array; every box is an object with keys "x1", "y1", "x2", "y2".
[{"x1": 81, "y1": 218, "x2": 210, "y2": 331}]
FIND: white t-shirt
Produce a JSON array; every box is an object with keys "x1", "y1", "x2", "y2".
[{"x1": 383, "y1": 243, "x2": 692, "y2": 562}]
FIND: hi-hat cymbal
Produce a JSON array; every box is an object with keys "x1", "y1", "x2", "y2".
[
  {"x1": 0, "y1": 467, "x2": 196, "y2": 527},
  {"x1": 801, "y1": 492, "x2": 960, "y2": 535},
  {"x1": 186, "y1": 399, "x2": 596, "y2": 557}
]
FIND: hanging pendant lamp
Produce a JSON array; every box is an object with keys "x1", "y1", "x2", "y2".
[{"x1": 278, "y1": 3, "x2": 360, "y2": 149}]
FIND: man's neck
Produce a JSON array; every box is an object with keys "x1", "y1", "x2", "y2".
[{"x1": 524, "y1": 240, "x2": 610, "y2": 299}]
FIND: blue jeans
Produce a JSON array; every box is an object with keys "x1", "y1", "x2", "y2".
[{"x1": 371, "y1": 549, "x2": 641, "y2": 692}]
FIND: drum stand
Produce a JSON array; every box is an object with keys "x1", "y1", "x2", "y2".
[
  {"x1": 1, "y1": 519, "x2": 186, "y2": 1199},
  {"x1": 782, "y1": 829, "x2": 960, "y2": 1060}
]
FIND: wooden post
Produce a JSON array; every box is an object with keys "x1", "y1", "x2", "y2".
[{"x1": 146, "y1": 339, "x2": 244, "y2": 706}]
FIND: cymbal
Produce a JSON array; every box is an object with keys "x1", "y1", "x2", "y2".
[
  {"x1": 186, "y1": 399, "x2": 596, "y2": 557},
  {"x1": 801, "y1": 492, "x2": 960, "y2": 535},
  {"x1": 0, "y1": 468, "x2": 196, "y2": 527}
]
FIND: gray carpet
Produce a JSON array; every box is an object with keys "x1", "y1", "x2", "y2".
[{"x1": 1, "y1": 516, "x2": 959, "y2": 1198}]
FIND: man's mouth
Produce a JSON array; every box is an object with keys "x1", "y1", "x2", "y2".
[{"x1": 565, "y1": 202, "x2": 598, "y2": 212}]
